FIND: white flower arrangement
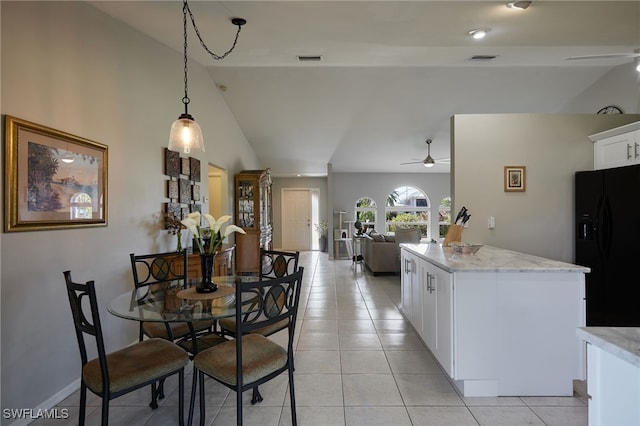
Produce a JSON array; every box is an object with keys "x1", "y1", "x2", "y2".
[{"x1": 181, "y1": 211, "x2": 245, "y2": 254}]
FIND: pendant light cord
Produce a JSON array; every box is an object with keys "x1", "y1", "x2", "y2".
[
  {"x1": 181, "y1": 0, "x2": 245, "y2": 113},
  {"x1": 184, "y1": 0, "x2": 244, "y2": 61}
]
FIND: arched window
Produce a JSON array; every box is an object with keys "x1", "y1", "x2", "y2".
[
  {"x1": 439, "y1": 197, "x2": 452, "y2": 239},
  {"x1": 385, "y1": 186, "x2": 430, "y2": 239},
  {"x1": 70, "y1": 192, "x2": 92, "y2": 219},
  {"x1": 355, "y1": 197, "x2": 377, "y2": 232}
]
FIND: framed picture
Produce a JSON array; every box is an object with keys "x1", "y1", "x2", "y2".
[
  {"x1": 4, "y1": 115, "x2": 108, "y2": 232},
  {"x1": 504, "y1": 166, "x2": 526, "y2": 192}
]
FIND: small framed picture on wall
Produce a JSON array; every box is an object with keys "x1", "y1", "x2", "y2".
[{"x1": 504, "y1": 166, "x2": 526, "y2": 192}]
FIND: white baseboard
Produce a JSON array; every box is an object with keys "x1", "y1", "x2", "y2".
[{"x1": 7, "y1": 379, "x2": 80, "y2": 426}]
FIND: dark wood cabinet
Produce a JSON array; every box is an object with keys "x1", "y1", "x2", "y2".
[
  {"x1": 186, "y1": 246, "x2": 235, "y2": 279},
  {"x1": 234, "y1": 169, "x2": 272, "y2": 274}
]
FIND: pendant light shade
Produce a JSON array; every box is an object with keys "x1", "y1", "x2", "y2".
[
  {"x1": 168, "y1": 0, "x2": 246, "y2": 154},
  {"x1": 169, "y1": 113, "x2": 204, "y2": 154}
]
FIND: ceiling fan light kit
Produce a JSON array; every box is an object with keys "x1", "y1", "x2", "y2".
[
  {"x1": 468, "y1": 28, "x2": 490, "y2": 40},
  {"x1": 507, "y1": 1, "x2": 532, "y2": 10},
  {"x1": 168, "y1": 0, "x2": 246, "y2": 154}
]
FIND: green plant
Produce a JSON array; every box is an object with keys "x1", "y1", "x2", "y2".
[{"x1": 314, "y1": 221, "x2": 328, "y2": 237}]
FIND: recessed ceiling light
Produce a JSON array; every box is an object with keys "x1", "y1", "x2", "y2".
[
  {"x1": 468, "y1": 28, "x2": 491, "y2": 40},
  {"x1": 507, "y1": 1, "x2": 532, "y2": 10}
]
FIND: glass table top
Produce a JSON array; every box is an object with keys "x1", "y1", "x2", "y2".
[{"x1": 108, "y1": 276, "x2": 258, "y2": 323}]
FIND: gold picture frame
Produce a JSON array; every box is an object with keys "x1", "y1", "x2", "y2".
[
  {"x1": 504, "y1": 166, "x2": 526, "y2": 192},
  {"x1": 4, "y1": 115, "x2": 108, "y2": 232}
]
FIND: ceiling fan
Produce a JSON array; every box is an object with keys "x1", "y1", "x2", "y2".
[
  {"x1": 400, "y1": 139, "x2": 450, "y2": 168},
  {"x1": 564, "y1": 50, "x2": 640, "y2": 62}
]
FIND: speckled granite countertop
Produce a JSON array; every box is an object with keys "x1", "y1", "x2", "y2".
[
  {"x1": 577, "y1": 327, "x2": 640, "y2": 368},
  {"x1": 400, "y1": 243, "x2": 590, "y2": 273}
]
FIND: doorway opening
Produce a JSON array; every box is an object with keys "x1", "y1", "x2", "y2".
[{"x1": 207, "y1": 164, "x2": 228, "y2": 218}]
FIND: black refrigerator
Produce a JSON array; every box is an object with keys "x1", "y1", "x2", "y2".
[{"x1": 575, "y1": 164, "x2": 640, "y2": 326}]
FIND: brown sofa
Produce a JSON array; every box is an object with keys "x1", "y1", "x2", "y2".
[{"x1": 362, "y1": 229, "x2": 421, "y2": 275}]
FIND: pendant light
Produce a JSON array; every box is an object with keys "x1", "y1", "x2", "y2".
[{"x1": 168, "y1": 0, "x2": 246, "y2": 154}]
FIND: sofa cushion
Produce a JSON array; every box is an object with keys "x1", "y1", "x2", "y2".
[
  {"x1": 395, "y1": 228, "x2": 421, "y2": 243},
  {"x1": 371, "y1": 233, "x2": 385, "y2": 242},
  {"x1": 383, "y1": 234, "x2": 395, "y2": 242}
]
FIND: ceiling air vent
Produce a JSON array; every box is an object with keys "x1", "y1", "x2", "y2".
[
  {"x1": 297, "y1": 55, "x2": 323, "y2": 62},
  {"x1": 466, "y1": 55, "x2": 498, "y2": 62}
]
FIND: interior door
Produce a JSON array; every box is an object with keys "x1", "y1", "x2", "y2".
[{"x1": 281, "y1": 189, "x2": 312, "y2": 251}]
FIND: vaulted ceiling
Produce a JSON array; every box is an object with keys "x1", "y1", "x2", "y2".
[{"x1": 89, "y1": 1, "x2": 640, "y2": 176}]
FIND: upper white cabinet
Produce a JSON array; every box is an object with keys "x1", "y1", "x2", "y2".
[{"x1": 590, "y1": 122, "x2": 640, "y2": 170}]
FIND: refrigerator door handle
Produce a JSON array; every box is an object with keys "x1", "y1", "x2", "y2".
[
  {"x1": 595, "y1": 196, "x2": 605, "y2": 261},
  {"x1": 602, "y1": 196, "x2": 613, "y2": 260}
]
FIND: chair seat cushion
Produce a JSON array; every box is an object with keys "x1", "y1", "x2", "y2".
[
  {"x1": 194, "y1": 334, "x2": 287, "y2": 386},
  {"x1": 218, "y1": 317, "x2": 288, "y2": 337},
  {"x1": 177, "y1": 332, "x2": 228, "y2": 354},
  {"x1": 142, "y1": 319, "x2": 214, "y2": 340},
  {"x1": 83, "y1": 338, "x2": 189, "y2": 394}
]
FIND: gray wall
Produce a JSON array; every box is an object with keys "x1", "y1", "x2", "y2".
[
  {"x1": 331, "y1": 172, "x2": 450, "y2": 255},
  {"x1": 452, "y1": 114, "x2": 640, "y2": 263},
  {"x1": 0, "y1": 2, "x2": 261, "y2": 419},
  {"x1": 272, "y1": 176, "x2": 329, "y2": 249}
]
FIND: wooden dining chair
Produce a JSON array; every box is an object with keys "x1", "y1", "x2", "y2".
[
  {"x1": 63, "y1": 271, "x2": 189, "y2": 426},
  {"x1": 192, "y1": 267, "x2": 305, "y2": 426}
]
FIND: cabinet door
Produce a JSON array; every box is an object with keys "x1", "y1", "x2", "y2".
[
  {"x1": 434, "y1": 265, "x2": 453, "y2": 376},
  {"x1": 595, "y1": 132, "x2": 639, "y2": 170},
  {"x1": 421, "y1": 263, "x2": 436, "y2": 350},
  {"x1": 410, "y1": 258, "x2": 423, "y2": 336},
  {"x1": 400, "y1": 251, "x2": 412, "y2": 318},
  {"x1": 236, "y1": 176, "x2": 258, "y2": 229}
]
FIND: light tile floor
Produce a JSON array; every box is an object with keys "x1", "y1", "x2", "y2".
[{"x1": 39, "y1": 251, "x2": 588, "y2": 425}]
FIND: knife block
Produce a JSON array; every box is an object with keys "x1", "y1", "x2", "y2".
[{"x1": 443, "y1": 224, "x2": 464, "y2": 247}]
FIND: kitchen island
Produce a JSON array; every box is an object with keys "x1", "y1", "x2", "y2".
[
  {"x1": 400, "y1": 243, "x2": 589, "y2": 397},
  {"x1": 576, "y1": 327, "x2": 640, "y2": 426}
]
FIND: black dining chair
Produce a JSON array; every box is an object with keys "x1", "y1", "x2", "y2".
[
  {"x1": 130, "y1": 251, "x2": 215, "y2": 344},
  {"x1": 63, "y1": 271, "x2": 189, "y2": 426},
  {"x1": 192, "y1": 267, "x2": 304, "y2": 426},
  {"x1": 219, "y1": 249, "x2": 299, "y2": 338},
  {"x1": 218, "y1": 249, "x2": 300, "y2": 404}
]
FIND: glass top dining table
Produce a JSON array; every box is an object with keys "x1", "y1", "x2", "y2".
[{"x1": 108, "y1": 276, "x2": 259, "y2": 324}]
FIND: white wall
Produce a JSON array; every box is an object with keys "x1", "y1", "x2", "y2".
[
  {"x1": 452, "y1": 114, "x2": 640, "y2": 263},
  {"x1": 560, "y1": 62, "x2": 640, "y2": 115},
  {"x1": 0, "y1": 2, "x2": 261, "y2": 420}
]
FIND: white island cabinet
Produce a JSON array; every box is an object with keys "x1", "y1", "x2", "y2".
[
  {"x1": 576, "y1": 327, "x2": 640, "y2": 426},
  {"x1": 400, "y1": 243, "x2": 589, "y2": 397}
]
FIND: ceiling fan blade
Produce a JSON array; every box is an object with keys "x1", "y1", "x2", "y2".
[
  {"x1": 564, "y1": 53, "x2": 640, "y2": 61},
  {"x1": 400, "y1": 161, "x2": 424, "y2": 165}
]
